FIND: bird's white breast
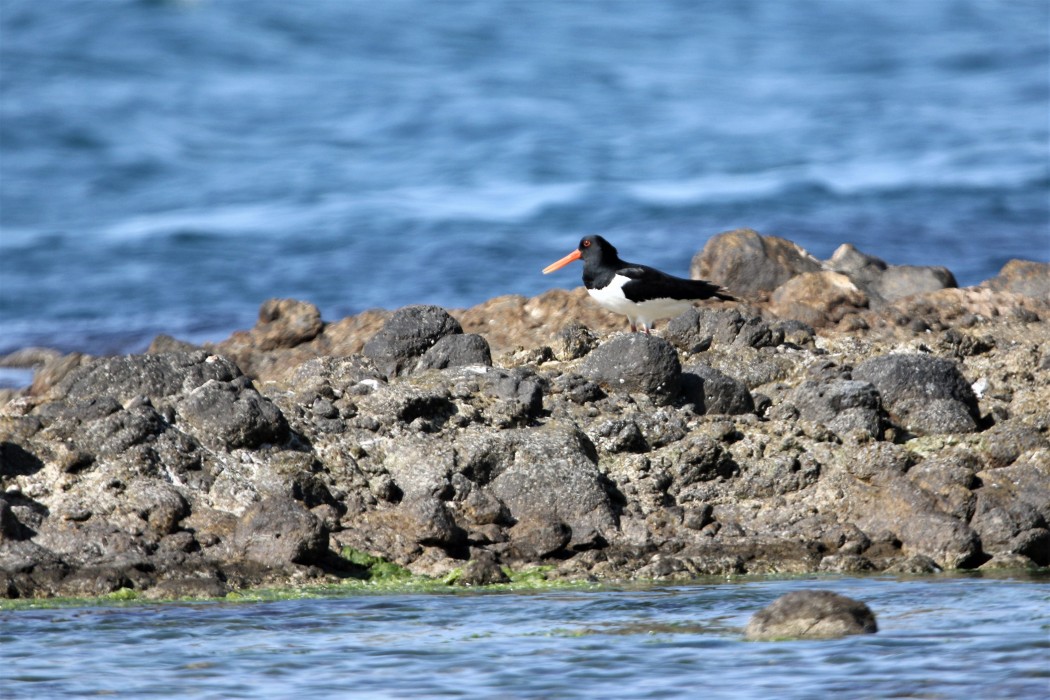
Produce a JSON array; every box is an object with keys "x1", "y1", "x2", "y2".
[
  {"x1": 587, "y1": 274, "x2": 636, "y2": 315},
  {"x1": 587, "y1": 274, "x2": 694, "y2": 326}
]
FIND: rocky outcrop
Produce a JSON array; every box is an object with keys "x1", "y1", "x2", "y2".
[{"x1": 1, "y1": 234, "x2": 1048, "y2": 599}]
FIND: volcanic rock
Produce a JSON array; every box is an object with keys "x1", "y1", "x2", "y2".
[{"x1": 852, "y1": 353, "x2": 980, "y2": 435}]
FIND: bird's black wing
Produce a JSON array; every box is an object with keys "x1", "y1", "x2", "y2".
[{"x1": 618, "y1": 264, "x2": 734, "y2": 302}]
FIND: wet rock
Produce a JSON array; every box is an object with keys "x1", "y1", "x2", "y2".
[
  {"x1": 144, "y1": 573, "x2": 230, "y2": 600},
  {"x1": 982, "y1": 259, "x2": 1050, "y2": 300},
  {"x1": 456, "y1": 549, "x2": 510, "y2": 586},
  {"x1": 745, "y1": 590, "x2": 877, "y2": 640},
  {"x1": 228, "y1": 496, "x2": 329, "y2": 567},
  {"x1": 580, "y1": 334, "x2": 681, "y2": 405},
  {"x1": 417, "y1": 334, "x2": 492, "y2": 371},
  {"x1": 785, "y1": 379, "x2": 882, "y2": 439},
  {"x1": 506, "y1": 517, "x2": 572, "y2": 560},
  {"x1": 363, "y1": 305, "x2": 463, "y2": 378},
  {"x1": 177, "y1": 379, "x2": 289, "y2": 450},
  {"x1": 852, "y1": 354, "x2": 980, "y2": 435},
  {"x1": 691, "y1": 228, "x2": 822, "y2": 299},
  {"x1": 679, "y1": 363, "x2": 754, "y2": 415},
  {"x1": 769, "y1": 271, "x2": 869, "y2": 328}
]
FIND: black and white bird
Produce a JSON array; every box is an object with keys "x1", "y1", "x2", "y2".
[{"x1": 543, "y1": 235, "x2": 735, "y2": 333}]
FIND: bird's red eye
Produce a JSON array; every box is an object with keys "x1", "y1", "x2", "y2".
[{"x1": 582, "y1": 240, "x2": 591, "y2": 247}]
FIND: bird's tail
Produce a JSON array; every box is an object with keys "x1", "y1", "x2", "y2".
[{"x1": 691, "y1": 279, "x2": 737, "y2": 302}]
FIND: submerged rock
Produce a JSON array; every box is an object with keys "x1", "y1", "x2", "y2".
[{"x1": 745, "y1": 590, "x2": 878, "y2": 640}]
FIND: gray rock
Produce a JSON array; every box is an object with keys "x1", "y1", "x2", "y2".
[
  {"x1": 417, "y1": 334, "x2": 492, "y2": 371},
  {"x1": 982, "y1": 259, "x2": 1050, "y2": 300},
  {"x1": 970, "y1": 459, "x2": 1050, "y2": 565},
  {"x1": 691, "y1": 228, "x2": 822, "y2": 299},
  {"x1": 580, "y1": 334, "x2": 681, "y2": 405},
  {"x1": 480, "y1": 423, "x2": 615, "y2": 551},
  {"x1": 665, "y1": 307, "x2": 745, "y2": 353},
  {"x1": 229, "y1": 496, "x2": 329, "y2": 567},
  {"x1": 363, "y1": 305, "x2": 463, "y2": 377},
  {"x1": 852, "y1": 354, "x2": 980, "y2": 435},
  {"x1": 745, "y1": 590, "x2": 877, "y2": 640},
  {"x1": 786, "y1": 379, "x2": 882, "y2": 439},
  {"x1": 680, "y1": 363, "x2": 754, "y2": 415},
  {"x1": 177, "y1": 379, "x2": 289, "y2": 450},
  {"x1": 50, "y1": 351, "x2": 242, "y2": 406},
  {"x1": 826, "y1": 243, "x2": 956, "y2": 305}
]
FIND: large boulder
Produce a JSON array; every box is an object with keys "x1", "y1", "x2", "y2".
[
  {"x1": 460, "y1": 422, "x2": 616, "y2": 552},
  {"x1": 745, "y1": 590, "x2": 878, "y2": 640},
  {"x1": 692, "y1": 228, "x2": 822, "y2": 299},
  {"x1": 852, "y1": 354, "x2": 980, "y2": 435}
]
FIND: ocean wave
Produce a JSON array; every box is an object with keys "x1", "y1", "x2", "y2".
[{"x1": 626, "y1": 155, "x2": 1048, "y2": 207}]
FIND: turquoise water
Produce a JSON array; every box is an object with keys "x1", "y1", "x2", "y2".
[
  {"x1": 3, "y1": 575, "x2": 1048, "y2": 699},
  {"x1": 1, "y1": 0, "x2": 1048, "y2": 357}
]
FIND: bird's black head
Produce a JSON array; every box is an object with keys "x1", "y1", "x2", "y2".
[{"x1": 543, "y1": 234, "x2": 622, "y2": 275}]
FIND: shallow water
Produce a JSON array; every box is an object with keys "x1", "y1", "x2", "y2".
[
  {"x1": 3, "y1": 574, "x2": 1048, "y2": 699},
  {"x1": 1, "y1": 1, "x2": 1048, "y2": 359}
]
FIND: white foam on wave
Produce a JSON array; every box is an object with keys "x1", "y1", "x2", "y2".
[{"x1": 627, "y1": 150, "x2": 1047, "y2": 206}]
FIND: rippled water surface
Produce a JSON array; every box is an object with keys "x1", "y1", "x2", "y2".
[
  {"x1": 1, "y1": 0, "x2": 1048, "y2": 358},
  {"x1": 3, "y1": 575, "x2": 1048, "y2": 699}
]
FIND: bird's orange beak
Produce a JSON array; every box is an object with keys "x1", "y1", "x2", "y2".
[{"x1": 542, "y1": 248, "x2": 581, "y2": 274}]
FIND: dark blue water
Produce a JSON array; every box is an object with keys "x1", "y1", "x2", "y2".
[
  {"x1": 3, "y1": 576, "x2": 1049, "y2": 699},
  {"x1": 2, "y1": 0, "x2": 1048, "y2": 356}
]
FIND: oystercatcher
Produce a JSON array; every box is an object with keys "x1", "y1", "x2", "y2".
[{"x1": 543, "y1": 235, "x2": 735, "y2": 333}]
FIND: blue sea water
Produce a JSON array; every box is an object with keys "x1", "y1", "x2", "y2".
[
  {"x1": 1, "y1": 0, "x2": 1048, "y2": 357},
  {"x1": 3, "y1": 575, "x2": 1049, "y2": 699}
]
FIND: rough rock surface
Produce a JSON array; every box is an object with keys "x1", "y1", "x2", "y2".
[
  {"x1": 1, "y1": 233, "x2": 1048, "y2": 599},
  {"x1": 853, "y1": 354, "x2": 980, "y2": 436},
  {"x1": 745, "y1": 590, "x2": 878, "y2": 640}
]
